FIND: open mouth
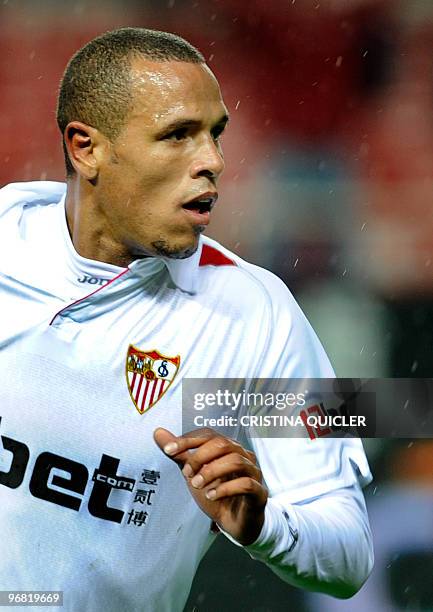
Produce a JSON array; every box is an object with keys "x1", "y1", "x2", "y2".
[
  {"x1": 182, "y1": 198, "x2": 213, "y2": 214},
  {"x1": 181, "y1": 193, "x2": 218, "y2": 224}
]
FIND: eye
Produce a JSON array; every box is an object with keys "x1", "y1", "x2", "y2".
[
  {"x1": 164, "y1": 128, "x2": 188, "y2": 141},
  {"x1": 211, "y1": 125, "x2": 226, "y2": 141}
]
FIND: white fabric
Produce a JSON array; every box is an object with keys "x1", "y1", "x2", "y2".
[
  {"x1": 0, "y1": 181, "x2": 372, "y2": 611},
  {"x1": 307, "y1": 485, "x2": 433, "y2": 611},
  {"x1": 244, "y1": 483, "x2": 373, "y2": 597}
]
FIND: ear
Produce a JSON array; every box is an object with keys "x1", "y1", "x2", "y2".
[{"x1": 64, "y1": 121, "x2": 109, "y2": 180}]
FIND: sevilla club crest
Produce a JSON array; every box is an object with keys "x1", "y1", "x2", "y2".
[{"x1": 126, "y1": 346, "x2": 180, "y2": 414}]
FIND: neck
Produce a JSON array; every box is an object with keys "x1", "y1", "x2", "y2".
[{"x1": 65, "y1": 178, "x2": 134, "y2": 268}]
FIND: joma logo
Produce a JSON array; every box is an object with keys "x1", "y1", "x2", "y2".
[{"x1": 77, "y1": 275, "x2": 109, "y2": 286}]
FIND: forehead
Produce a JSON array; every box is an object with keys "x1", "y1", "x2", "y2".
[{"x1": 127, "y1": 57, "x2": 227, "y2": 124}]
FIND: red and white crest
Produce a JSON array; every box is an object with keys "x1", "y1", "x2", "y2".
[{"x1": 126, "y1": 346, "x2": 180, "y2": 414}]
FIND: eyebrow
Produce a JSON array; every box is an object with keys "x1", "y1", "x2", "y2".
[{"x1": 157, "y1": 114, "x2": 230, "y2": 137}]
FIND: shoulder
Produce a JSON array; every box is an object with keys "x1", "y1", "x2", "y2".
[
  {"x1": 0, "y1": 181, "x2": 66, "y2": 273},
  {"x1": 198, "y1": 237, "x2": 335, "y2": 377},
  {"x1": 0, "y1": 181, "x2": 65, "y2": 215},
  {"x1": 198, "y1": 236, "x2": 293, "y2": 311},
  {"x1": 0, "y1": 180, "x2": 65, "y2": 233}
]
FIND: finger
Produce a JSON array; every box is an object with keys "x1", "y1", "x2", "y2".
[
  {"x1": 182, "y1": 436, "x2": 249, "y2": 477},
  {"x1": 182, "y1": 427, "x2": 218, "y2": 439},
  {"x1": 153, "y1": 427, "x2": 219, "y2": 471},
  {"x1": 205, "y1": 477, "x2": 268, "y2": 505},
  {"x1": 154, "y1": 427, "x2": 215, "y2": 458},
  {"x1": 153, "y1": 427, "x2": 180, "y2": 455},
  {"x1": 154, "y1": 428, "x2": 258, "y2": 478},
  {"x1": 188, "y1": 453, "x2": 262, "y2": 490},
  {"x1": 199, "y1": 476, "x2": 223, "y2": 493},
  {"x1": 245, "y1": 450, "x2": 258, "y2": 465},
  {"x1": 153, "y1": 427, "x2": 193, "y2": 466}
]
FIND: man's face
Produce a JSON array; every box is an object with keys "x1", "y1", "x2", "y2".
[{"x1": 95, "y1": 57, "x2": 228, "y2": 262}]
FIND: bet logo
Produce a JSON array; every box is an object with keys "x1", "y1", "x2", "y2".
[{"x1": 0, "y1": 417, "x2": 135, "y2": 523}]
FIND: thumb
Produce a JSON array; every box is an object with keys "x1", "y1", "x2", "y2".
[
  {"x1": 153, "y1": 427, "x2": 177, "y2": 453},
  {"x1": 153, "y1": 427, "x2": 188, "y2": 467}
]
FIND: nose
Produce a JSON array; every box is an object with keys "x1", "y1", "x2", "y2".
[{"x1": 189, "y1": 136, "x2": 225, "y2": 181}]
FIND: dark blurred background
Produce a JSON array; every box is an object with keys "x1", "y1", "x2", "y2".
[{"x1": 3, "y1": 0, "x2": 433, "y2": 609}]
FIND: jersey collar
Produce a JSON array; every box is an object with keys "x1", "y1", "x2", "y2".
[
  {"x1": 125, "y1": 244, "x2": 201, "y2": 294},
  {"x1": 160, "y1": 246, "x2": 201, "y2": 294},
  {"x1": 56, "y1": 186, "x2": 200, "y2": 295}
]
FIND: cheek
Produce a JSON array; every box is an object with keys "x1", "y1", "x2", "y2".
[{"x1": 101, "y1": 149, "x2": 187, "y2": 214}]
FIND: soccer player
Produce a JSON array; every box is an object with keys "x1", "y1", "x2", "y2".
[{"x1": 0, "y1": 28, "x2": 373, "y2": 611}]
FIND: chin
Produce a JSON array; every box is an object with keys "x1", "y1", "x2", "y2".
[{"x1": 150, "y1": 237, "x2": 200, "y2": 260}]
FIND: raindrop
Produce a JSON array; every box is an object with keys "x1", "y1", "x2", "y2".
[
  {"x1": 359, "y1": 142, "x2": 369, "y2": 157},
  {"x1": 293, "y1": 258, "x2": 299, "y2": 268},
  {"x1": 336, "y1": 56, "x2": 343, "y2": 68},
  {"x1": 235, "y1": 100, "x2": 240, "y2": 110},
  {"x1": 361, "y1": 222, "x2": 366, "y2": 231},
  {"x1": 411, "y1": 361, "x2": 418, "y2": 373}
]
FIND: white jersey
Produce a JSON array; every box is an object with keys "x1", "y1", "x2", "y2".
[{"x1": 0, "y1": 182, "x2": 372, "y2": 611}]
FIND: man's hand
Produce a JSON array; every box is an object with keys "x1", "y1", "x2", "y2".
[{"x1": 153, "y1": 427, "x2": 268, "y2": 545}]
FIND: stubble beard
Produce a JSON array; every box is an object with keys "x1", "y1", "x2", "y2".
[{"x1": 150, "y1": 225, "x2": 203, "y2": 260}]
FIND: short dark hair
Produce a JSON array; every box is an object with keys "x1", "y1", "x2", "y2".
[{"x1": 56, "y1": 27, "x2": 205, "y2": 176}]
